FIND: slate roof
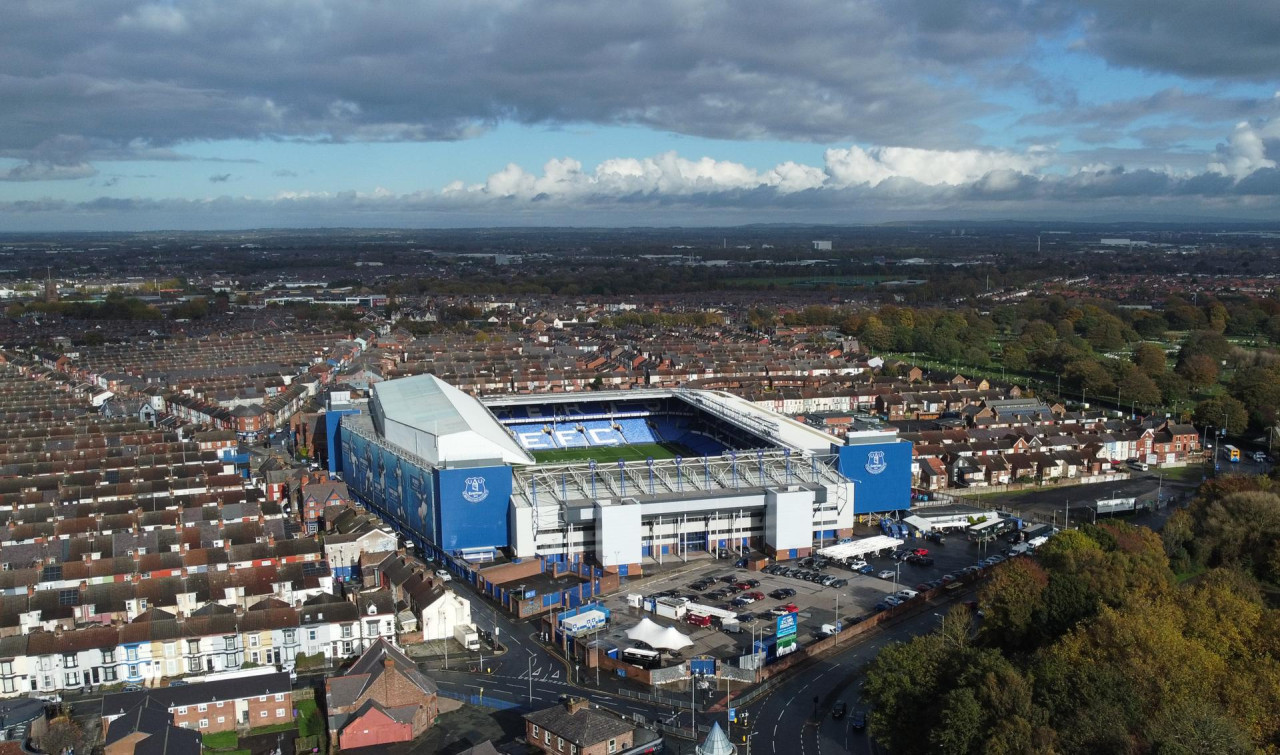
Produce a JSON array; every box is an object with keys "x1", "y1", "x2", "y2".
[
  {"x1": 524, "y1": 700, "x2": 635, "y2": 748},
  {"x1": 101, "y1": 672, "x2": 292, "y2": 719},
  {"x1": 103, "y1": 699, "x2": 202, "y2": 755}
]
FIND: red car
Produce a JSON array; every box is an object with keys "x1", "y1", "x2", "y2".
[
  {"x1": 746, "y1": 591, "x2": 765, "y2": 601},
  {"x1": 911, "y1": 548, "x2": 930, "y2": 556},
  {"x1": 734, "y1": 581, "x2": 753, "y2": 590}
]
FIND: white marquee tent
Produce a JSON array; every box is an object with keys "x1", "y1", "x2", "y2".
[{"x1": 625, "y1": 617, "x2": 693, "y2": 650}]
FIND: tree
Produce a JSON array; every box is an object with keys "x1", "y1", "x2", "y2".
[
  {"x1": 1193, "y1": 395, "x2": 1248, "y2": 435},
  {"x1": 1133, "y1": 342, "x2": 1168, "y2": 377},
  {"x1": 1064, "y1": 359, "x2": 1115, "y2": 397},
  {"x1": 1117, "y1": 366, "x2": 1163, "y2": 409},
  {"x1": 1177, "y1": 353, "x2": 1219, "y2": 389},
  {"x1": 39, "y1": 716, "x2": 84, "y2": 755},
  {"x1": 979, "y1": 559, "x2": 1049, "y2": 650}
]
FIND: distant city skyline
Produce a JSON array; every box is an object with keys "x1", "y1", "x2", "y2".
[{"x1": 3, "y1": 1, "x2": 1280, "y2": 230}]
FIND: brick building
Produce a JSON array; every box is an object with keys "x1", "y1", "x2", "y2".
[
  {"x1": 325, "y1": 638, "x2": 438, "y2": 751},
  {"x1": 101, "y1": 671, "x2": 294, "y2": 735},
  {"x1": 525, "y1": 697, "x2": 636, "y2": 755}
]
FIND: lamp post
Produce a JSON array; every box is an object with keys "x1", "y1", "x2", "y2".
[{"x1": 527, "y1": 653, "x2": 534, "y2": 705}]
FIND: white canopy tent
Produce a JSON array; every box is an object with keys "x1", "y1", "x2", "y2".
[{"x1": 625, "y1": 617, "x2": 693, "y2": 650}]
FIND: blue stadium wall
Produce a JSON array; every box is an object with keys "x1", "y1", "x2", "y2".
[
  {"x1": 340, "y1": 427, "x2": 512, "y2": 557},
  {"x1": 836, "y1": 441, "x2": 912, "y2": 514}
]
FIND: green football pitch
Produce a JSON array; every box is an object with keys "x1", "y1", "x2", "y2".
[{"x1": 531, "y1": 442, "x2": 691, "y2": 465}]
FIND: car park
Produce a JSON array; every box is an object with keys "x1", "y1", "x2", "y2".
[
  {"x1": 940, "y1": 573, "x2": 957, "y2": 584},
  {"x1": 771, "y1": 603, "x2": 799, "y2": 616},
  {"x1": 830, "y1": 578, "x2": 848, "y2": 588},
  {"x1": 770, "y1": 588, "x2": 796, "y2": 599},
  {"x1": 732, "y1": 594, "x2": 757, "y2": 605},
  {"x1": 736, "y1": 613, "x2": 758, "y2": 624},
  {"x1": 925, "y1": 532, "x2": 946, "y2": 545}
]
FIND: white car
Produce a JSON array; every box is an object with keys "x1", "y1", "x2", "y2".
[
  {"x1": 896, "y1": 589, "x2": 919, "y2": 600},
  {"x1": 848, "y1": 560, "x2": 869, "y2": 571},
  {"x1": 877, "y1": 570, "x2": 895, "y2": 580},
  {"x1": 434, "y1": 569, "x2": 452, "y2": 582},
  {"x1": 882, "y1": 595, "x2": 903, "y2": 607}
]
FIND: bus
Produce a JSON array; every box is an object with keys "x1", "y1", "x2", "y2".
[
  {"x1": 1223, "y1": 444, "x2": 1241, "y2": 463},
  {"x1": 621, "y1": 647, "x2": 662, "y2": 669},
  {"x1": 968, "y1": 517, "x2": 1016, "y2": 542}
]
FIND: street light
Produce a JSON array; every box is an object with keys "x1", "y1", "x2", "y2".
[{"x1": 527, "y1": 653, "x2": 534, "y2": 705}]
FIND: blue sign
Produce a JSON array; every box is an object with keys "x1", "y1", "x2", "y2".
[
  {"x1": 837, "y1": 441, "x2": 913, "y2": 514},
  {"x1": 729, "y1": 708, "x2": 737, "y2": 722},
  {"x1": 776, "y1": 612, "x2": 797, "y2": 637}
]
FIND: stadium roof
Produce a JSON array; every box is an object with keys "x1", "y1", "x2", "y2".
[{"x1": 373, "y1": 375, "x2": 535, "y2": 467}]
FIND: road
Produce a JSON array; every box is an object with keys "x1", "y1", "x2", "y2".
[{"x1": 735, "y1": 597, "x2": 962, "y2": 755}]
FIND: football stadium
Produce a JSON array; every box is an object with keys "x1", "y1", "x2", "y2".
[{"x1": 338, "y1": 374, "x2": 911, "y2": 574}]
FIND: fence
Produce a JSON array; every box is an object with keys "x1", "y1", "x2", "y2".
[
  {"x1": 951, "y1": 472, "x2": 1131, "y2": 498},
  {"x1": 618, "y1": 687, "x2": 697, "y2": 711}
]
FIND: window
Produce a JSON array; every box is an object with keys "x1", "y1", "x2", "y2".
[
  {"x1": 64, "y1": 672, "x2": 78, "y2": 686},
  {"x1": 557, "y1": 736, "x2": 564, "y2": 751},
  {"x1": 283, "y1": 630, "x2": 296, "y2": 643},
  {"x1": 188, "y1": 640, "x2": 200, "y2": 655},
  {"x1": 199, "y1": 719, "x2": 208, "y2": 729},
  {"x1": 260, "y1": 710, "x2": 269, "y2": 719},
  {"x1": 544, "y1": 731, "x2": 551, "y2": 745},
  {"x1": 178, "y1": 707, "x2": 187, "y2": 715},
  {"x1": 276, "y1": 708, "x2": 286, "y2": 717},
  {"x1": 0, "y1": 661, "x2": 12, "y2": 675},
  {"x1": 608, "y1": 739, "x2": 617, "y2": 754},
  {"x1": 188, "y1": 659, "x2": 200, "y2": 673},
  {"x1": 366, "y1": 620, "x2": 379, "y2": 635},
  {"x1": 103, "y1": 667, "x2": 117, "y2": 682},
  {"x1": 63, "y1": 653, "x2": 78, "y2": 668},
  {"x1": 165, "y1": 643, "x2": 176, "y2": 657},
  {"x1": 198, "y1": 704, "x2": 207, "y2": 713},
  {"x1": 126, "y1": 647, "x2": 138, "y2": 661},
  {"x1": 307, "y1": 630, "x2": 317, "y2": 642},
  {"x1": 250, "y1": 652, "x2": 259, "y2": 664},
  {"x1": 217, "y1": 716, "x2": 225, "y2": 724},
  {"x1": 216, "y1": 702, "x2": 224, "y2": 708},
  {"x1": 342, "y1": 641, "x2": 352, "y2": 655},
  {"x1": 1, "y1": 679, "x2": 13, "y2": 693},
  {"x1": 100, "y1": 650, "x2": 114, "y2": 664},
  {"x1": 249, "y1": 635, "x2": 259, "y2": 648},
  {"x1": 224, "y1": 637, "x2": 236, "y2": 651},
  {"x1": 532, "y1": 725, "x2": 539, "y2": 738},
  {"x1": 274, "y1": 693, "x2": 285, "y2": 702},
  {"x1": 342, "y1": 624, "x2": 353, "y2": 638}
]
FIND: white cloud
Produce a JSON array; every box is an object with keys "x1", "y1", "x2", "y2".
[
  {"x1": 1208, "y1": 121, "x2": 1276, "y2": 179},
  {"x1": 824, "y1": 145, "x2": 1043, "y2": 187}
]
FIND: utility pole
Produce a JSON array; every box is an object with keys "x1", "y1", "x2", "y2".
[
  {"x1": 527, "y1": 653, "x2": 534, "y2": 705},
  {"x1": 1065, "y1": 499, "x2": 1069, "y2": 529}
]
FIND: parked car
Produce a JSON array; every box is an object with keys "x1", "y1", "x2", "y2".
[
  {"x1": 857, "y1": 564, "x2": 876, "y2": 575},
  {"x1": 911, "y1": 548, "x2": 929, "y2": 556},
  {"x1": 434, "y1": 569, "x2": 452, "y2": 582},
  {"x1": 733, "y1": 594, "x2": 757, "y2": 605},
  {"x1": 925, "y1": 532, "x2": 946, "y2": 545},
  {"x1": 877, "y1": 570, "x2": 896, "y2": 580},
  {"x1": 896, "y1": 589, "x2": 919, "y2": 600},
  {"x1": 747, "y1": 591, "x2": 766, "y2": 601},
  {"x1": 830, "y1": 578, "x2": 848, "y2": 588},
  {"x1": 821, "y1": 575, "x2": 838, "y2": 586},
  {"x1": 940, "y1": 573, "x2": 957, "y2": 584},
  {"x1": 770, "y1": 588, "x2": 796, "y2": 599},
  {"x1": 743, "y1": 579, "x2": 760, "y2": 587},
  {"x1": 847, "y1": 559, "x2": 869, "y2": 571},
  {"x1": 882, "y1": 595, "x2": 903, "y2": 607}
]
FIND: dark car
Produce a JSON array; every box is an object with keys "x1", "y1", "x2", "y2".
[
  {"x1": 735, "y1": 557, "x2": 749, "y2": 568},
  {"x1": 832, "y1": 701, "x2": 848, "y2": 719},
  {"x1": 719, "y1": 574, "x2": 738, "y2": 583},
  {"x1": 851, "y1": 710, "x2": 867, "y2": 730},
  {"x1": 912, "y1": 556, "x2": 934, "y2": 567},
  {"x1": 857, "y1": 564, "x2": 876, "y2": 575},
  {"x1": 743, "y1": 578, "x2": 760, "y2": 588},
  {"x1": 925, "y1": 532, "x2": 946, "y2": 545}
]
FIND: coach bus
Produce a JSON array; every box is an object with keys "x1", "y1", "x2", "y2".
[
  {"x1": 1223, "y1": 444, "x2": 1241, "y2": 463},
  {"x1": 621, "y1": 647, "x2": 662, "y2": 669},
  {"x1": 968, "y1": 516, "x2": 1016, "y2": 542}
]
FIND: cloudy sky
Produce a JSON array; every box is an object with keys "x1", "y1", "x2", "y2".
[{"x1": 3, "y1": 0, "x2": 1280, "y2": 230}]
